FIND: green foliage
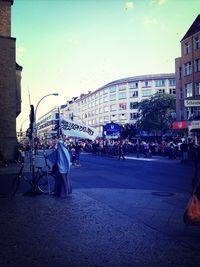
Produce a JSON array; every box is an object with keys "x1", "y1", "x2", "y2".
[
  {"x1": 137, "y1": 94, "x2": 176, "y2": 134},
  {"x1": 121, "y1": 123, "x2": 137, "y2": 139}
]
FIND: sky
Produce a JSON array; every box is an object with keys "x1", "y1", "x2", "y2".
[{"x1": 12, "y1": 0, "x2": 200, "y2": 131}]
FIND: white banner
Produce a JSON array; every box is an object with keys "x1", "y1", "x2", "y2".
[{"x1": 60, "y1": 115, "x2": 98, "y2": 141}]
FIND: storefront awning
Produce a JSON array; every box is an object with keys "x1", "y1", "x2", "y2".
[
  {"x1": 188, "y1": 120, "x2": 200, "y2": 132},
  {"x1": 172, "y1": 121, "x2": 188, "y2": 130}
]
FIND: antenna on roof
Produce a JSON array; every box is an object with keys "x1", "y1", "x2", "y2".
[{"x1": 27, "y1": 86, "x2": 31, "y2": 105}]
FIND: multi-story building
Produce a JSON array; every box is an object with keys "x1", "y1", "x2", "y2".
[
  {"x1": 61, "y1": 74, "x2": 176, "y2": 137},
  {"x1": 175, "y1": 15, "x2": 200, "y2": 136},
  {"x1": 0, "y1": 0, "x2": 22, "y2": 161},
  {"x1": 37, "y1": 107, "x2": 60, "y2": 142}
]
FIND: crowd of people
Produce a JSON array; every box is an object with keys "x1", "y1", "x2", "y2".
[{"x1": 15, "y1": 136, "x2": 198, "y2": 166}]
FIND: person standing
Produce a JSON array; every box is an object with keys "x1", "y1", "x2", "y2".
[{"x1": 118, "y1": 141, "x2": 126, "y2": 160}]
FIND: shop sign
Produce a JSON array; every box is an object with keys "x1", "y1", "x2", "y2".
[
  {"x1": 184, "y1": 99, "x2": 200, "y2": 107},
  {"x1": 103, "y1": 122, "x2": 121, "y2": 139},
  {"x1": 172, "y1": 121, "x2": 188, "y2": 129},
  {"x1": 188, "y1": 120, "x2": 200, "y2": 131}
]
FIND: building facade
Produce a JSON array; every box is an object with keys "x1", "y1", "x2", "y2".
[
  {"x1": 61, "y1": 73, "x2": 176, "y2": 137},
  {"x1": 175, "y1": 15, "x2": 200, "y2": 137},
  {"x1": 0, "y1": 0, "x2": 22, "y2": 161},
  {"x1": 37, "y1": 107, "x2": 60, "y2": 142}
]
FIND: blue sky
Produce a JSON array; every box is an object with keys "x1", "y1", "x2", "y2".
[{"x1": 12, "y1": 0, "x2": 200, "y2": 130}]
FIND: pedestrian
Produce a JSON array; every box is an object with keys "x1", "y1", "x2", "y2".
[
  {"x1": 118, "y1": 141, "x2": 126, "y2": 160},
  {"x1": 70, "y1": 146, "x2": 76, "y2": 166},
  {"x1": 74, "y1": 142, "x2": 82, "y2": 166},
  {"x1": 48, "y1": 141, "x2": 72, "y2": 197}
]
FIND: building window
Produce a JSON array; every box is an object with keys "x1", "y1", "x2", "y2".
[
  {"x1": 195, "y1": 58, "x2": 200, "y2": 72},
  {"x1": 169, "y1": 88, "x2": 176, "y2": 95},
  {"x1": 103, "y1": 95, "x2": 108, "y2": 102},
  {"x1": 104, "y1": 88, "x2": 108, "y2": 94},
  {"x1": 156, "y1": 89, "x2": 165, "y2": 94},
  {"x1": 104, "y1": 116, "x2": 109, "y2": 122},
  {"x1": 130, "y1": 102, "x2": 138, "y2": 109},
  {"x1": 185, "y1": 83, "x2": 192, "y2": 98},
  {"x1": 110, "y1": 114, "x2": 117, "y2": 121},
  {"x1": 99, "y1": 98, "x2": 103, "y2": 104},
  {"x1": 194, "y1": 36, "x2": 200, "y2": 49},
  {"x1": 110, "y1": 94, "x2": 116, "y2": 101},
  {"x1": 141, "y1": 81, "x2": 152, "y2": 87},
  {"x1": 169, "y1": 79, "x2": 176, "y2": 86},
  {"x1": 99, "y1": 107, "x2": 103, "y2": 114},
  {"x1": 119, "y1": 103, "x2": 126, "y2": 110},
  {"x1": 130, "y1": 113, "x2": 139, "y2": 120},
  {"x1": 179, "y1": 67, "x2": 182, "y2": 79},
  {"x1": 155, "y1": 80, "x2": 165, "y2": 87},
  {"x1": 110, "y1": 104, "x2": 116, "y2": 111},
  {"x1": 119, "y1": 114, "x2": 126, "y2": 120},
  {"x1": 95, "y1": 109, "x2": 99, "y2": 115},
  {"x1": 118, "y1": 84, "x2": 126, "y2": 91},
  {"x1": 184, "y1": 62, "x2": 192, "y2": 76},
  {"x1": 129, "y1": 90, "x2": 138, "y2": 98},
  {"x1": 109, "y1": 86, "x2": 116, "y2": 93},
  {"x1": 142, "y1": 89, "x2": 152, "y2": 97},
  {"x1": 104, "y1": 106, "x2": 109, "y2": 112},
  {"x1": 180, "y1": 88, "x2": 183, "y2": 99},
  {"x1": 184, "y1": 42, "x2": 190, "y2": 54},
  {"x1": 99, "y1": 117, "x2": 103, "y2": 123},
  {"x1": 119, "y1": 92, "x2": 126, "y2": 99},
  {"x1": 129, "y1": 82, "x2": 138, "y2": 89},
  {"x1": 196, "y1": 82, "x2": 200, "y2": 95}
]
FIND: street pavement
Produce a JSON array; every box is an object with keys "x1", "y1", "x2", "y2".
[{"x1": 0, "y1": 154, "x2": 200, "y2": 267}]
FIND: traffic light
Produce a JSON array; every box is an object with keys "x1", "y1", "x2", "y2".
[{"x1": 29, "y1": 105, "x2": 34, "y2": 124}]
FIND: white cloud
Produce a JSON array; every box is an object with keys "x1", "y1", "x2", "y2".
[
  {"x1": 16, "y1": 46, "x2": 26, "y2": 58},
  {"x1": 158, "y1": 0, "x2": 167, "y2": 6},
  {"x1": 143, "y1": 17, "x2": 158, "y2": 25},
  {"x1": 125, "y1": 1, "x2": 134, "y2": 9}
]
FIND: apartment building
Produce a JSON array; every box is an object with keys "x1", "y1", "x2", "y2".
[
  {"x1": 175, "y1": 15, "x2": 200, "y2": 135},
  {"x1": 61, "y1": 74, "x2": 176, "y2": 137}
]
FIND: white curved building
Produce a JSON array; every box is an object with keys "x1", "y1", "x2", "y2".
[{"x1": 60, "y1": 73, "x2": 176, "y2": 136}]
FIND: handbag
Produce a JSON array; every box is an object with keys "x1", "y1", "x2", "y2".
[{"x1": 184, "y1": 194, "x2": 200, "y2": 226}]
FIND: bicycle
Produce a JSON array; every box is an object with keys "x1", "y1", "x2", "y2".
[{"x1": 10, "y1": 153, "x2": 56, "y2": 197}]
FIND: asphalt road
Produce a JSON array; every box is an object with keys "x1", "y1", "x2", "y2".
[
  {"x1": 71, "y1": 153, "x2": 193, "y2": 194},
  {"x1": 0, "y1": 153, "x2": 199, "y2": 267}
]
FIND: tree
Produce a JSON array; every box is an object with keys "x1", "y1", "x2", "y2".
[
  {"x1": 137, "y1": 94, "x2": 176, "y2": 135},
  {"x1": 120, "y1": 123, "x2": 138, "y2": 140}
]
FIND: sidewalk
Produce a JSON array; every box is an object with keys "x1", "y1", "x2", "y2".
[{"x1": 0, "y1": 161, "x2": 200, "y2": 267}]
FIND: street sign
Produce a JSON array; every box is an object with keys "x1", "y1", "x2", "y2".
[
  {"x1": 103, "y1": 122, "x2": 121, "y2": 139},
  {"x1": 184, "y1": 99, "x2": 200, "y2": 107}
]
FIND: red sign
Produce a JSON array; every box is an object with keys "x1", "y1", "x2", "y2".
[{"x1": 172, "y1": 121, "x2": 188, "y2": 129}]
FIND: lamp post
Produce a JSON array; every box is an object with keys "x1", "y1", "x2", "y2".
[
  {"x1": 34, "y1": 93, "x2": 59, "y2": 137},
  {"x1": 20, "y1": 118, "x2": 29, "y2": 142},
  {"x1": 28, "y1": 93, "x2": 59, "y2": 196}
]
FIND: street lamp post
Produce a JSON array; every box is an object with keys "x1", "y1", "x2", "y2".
[
  {"x1": 28, "y1": 93, "x2": 59, "y2": 196},
  {"x1": 34, "y1": 93, "x2": 59, "y2": 137},
  {"x1": 20, "y1": 118, "x2": 29, "y2": 142}
]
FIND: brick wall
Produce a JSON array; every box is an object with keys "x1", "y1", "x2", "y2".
[
  {"x1": 0, "y1": 1, "x2": 11, "y2": 37},
  {"x1": 0, "y1": 36, "x2": 17, "y2": 161}
]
